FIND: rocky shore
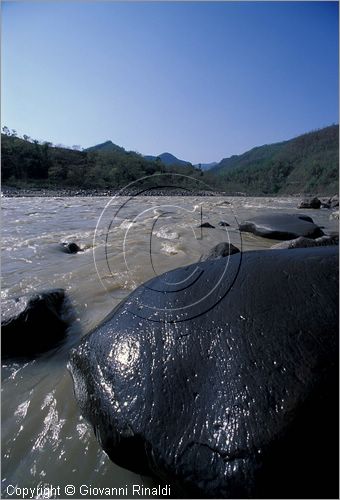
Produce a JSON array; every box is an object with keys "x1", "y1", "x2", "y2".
[{"x1": 1, "y1": 186, "x2": 227, "y2": 197}]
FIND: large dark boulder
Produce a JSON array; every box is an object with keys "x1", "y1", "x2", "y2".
[
  {"x1": 297, "y1": 197, "x2": 321, "y2": 209},
  {"x1": 239, "y1": 213, "x2": 323, "y2": 240},
  {"x1": 2, "y1": 289, "x2": 70, "y2": 359},
  {"x1": 69, "y1": 247, "x2": 338, "y2": 498}
]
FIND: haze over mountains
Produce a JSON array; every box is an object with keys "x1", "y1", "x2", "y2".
[{"x1": 1, "y1": 124, "x2": 338, "y2": 195}]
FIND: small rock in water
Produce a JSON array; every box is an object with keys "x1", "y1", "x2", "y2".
[
  {"x1": 200, "y1": 242, "x2": 240, "y2": 261},
  {"x1": 198, "y1": 222, "x2": 215, "y2": 228},
  {"x1": 218, "y1": 221, "x2": 230, "y2": 227},
  {"x1": 60, "y1": 242, "x2": 82, "y2": 254},
  {"x1": 330, "y1": 211, "x2": 339, "y2": 220}
]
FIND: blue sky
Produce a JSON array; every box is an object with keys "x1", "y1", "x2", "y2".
[{"x1": 2, "y1": 1, "x2": 339, "y2": 163}]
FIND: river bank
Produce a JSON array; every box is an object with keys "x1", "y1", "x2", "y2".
[{"x1": 1, "y1": 186, "x2": 229, "y2": 198}]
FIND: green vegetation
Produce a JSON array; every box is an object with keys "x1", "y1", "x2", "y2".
[
  {"x1": 210, "y1": 125, "x2": 339, "y2": 195},
  {"x1": 1, "y1": 130, "x2": 206, "y2": 191},
  {"x1": 1, "y1": 125, "x2": 338, "y2": 195}
]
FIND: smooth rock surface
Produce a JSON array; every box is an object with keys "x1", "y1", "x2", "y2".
[
  {"x1": 69, "y1": 247, "x2": 338, "y2": 498},
  {"x1": 2, "y1": 289, "x2": 70, "y2": 359},
  {"x1": 239, "y1": 213, "x2": 323, "y2": 240}
]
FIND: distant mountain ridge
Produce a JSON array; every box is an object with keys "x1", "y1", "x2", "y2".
[{"x1": 144, "y1": 152, "x2": 191, "y2": 167}]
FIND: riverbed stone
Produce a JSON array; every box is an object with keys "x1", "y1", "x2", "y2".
[
  {"x1": 1, "y1": 289, "x2": 70, "y2": 359},
  {"x1": 69, "y1": 246, "x2": 338, "y2": 498},
  {"x1": 239, "y1": 213, "x2": 323, "y2": 240}
]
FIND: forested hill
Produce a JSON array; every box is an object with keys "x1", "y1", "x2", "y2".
[
  {"x1": 1, "y1": 125, "x2": 338, "y2": 195},
  {"x1": 210, "y1": 125, "x2": 339, "y2": 195},
  {"x1": 1, "y1": 133, "x2": 204, "y2": 190}
]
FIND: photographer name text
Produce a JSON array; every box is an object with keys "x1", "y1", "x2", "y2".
[{"x1": 6, "y1": 483, "x2": 171, "y2": 498}]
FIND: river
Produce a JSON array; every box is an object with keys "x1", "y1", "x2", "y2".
[{"x1": 1, "y1": 195, "x2": 337, "y2": 498}]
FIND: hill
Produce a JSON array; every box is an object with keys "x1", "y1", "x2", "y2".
[
  {"x1": 144, "y1": 152, "x2": 191, "y2": 167},
  {"x1": 85, "y1": 140, "x2": 126, "y2": 153},
  {"x1": 209, "y1": 125, "x2": 339, "y2": 195},
  {"x1": 1, "y1": 133, "x2": 204, "y2": 191},
  {"x1": 1, "y1": 125, "x2": 338, "y2": 195}
]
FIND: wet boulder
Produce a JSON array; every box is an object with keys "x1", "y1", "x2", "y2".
[
  {"x1": 297, "y1": 197, "x2": 321, "y2": 209},
  {"x1": 69, "y1": 247, "x2": 338, "y2": 498},
  {"x1": 2, "y1": 289, "x2": 71, "y2": 359},
  {"x1": 200, "y1": 242, "x2": 240, "y2": 261},
  {"x1": 239, "y1": 213, "x2": 323, "y2": 240}
]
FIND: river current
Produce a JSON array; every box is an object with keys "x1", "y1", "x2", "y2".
[{"x1": 1, "y1": 195, "x2": 337, "y2": 498}]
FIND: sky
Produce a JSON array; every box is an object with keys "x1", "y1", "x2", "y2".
[{"x1": 2, "y1": 1, "x2": 339, "y2": 164}]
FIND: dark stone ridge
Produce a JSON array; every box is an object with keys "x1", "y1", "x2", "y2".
[
  {"x1": 218, "y1": 221, "x2": 230, "y2": 227},
  {"x1": 2, "y1": 289, "x2": 70, "y2": 359},
  {"x1": 200, "y1": 242, "x2": 240, "y2": 261},
  {"x1": 239, "y1": 213, "x2": 324, "y2": 240},
  {"x1": 60, "y1": 242, "x2": 82, "y2": 254},
  {"x1": 69, "y1": 247, "x2": 338, "y2": 499},
  {"x1": 297, "y1": 197, "x2": 321, "y2": 209},
  {"x1": 271, "y1": 234, "x2": 339, "y2": 250},
  {"x1": 198, "y1": 222, "x2": 215, "y2": 228}
]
